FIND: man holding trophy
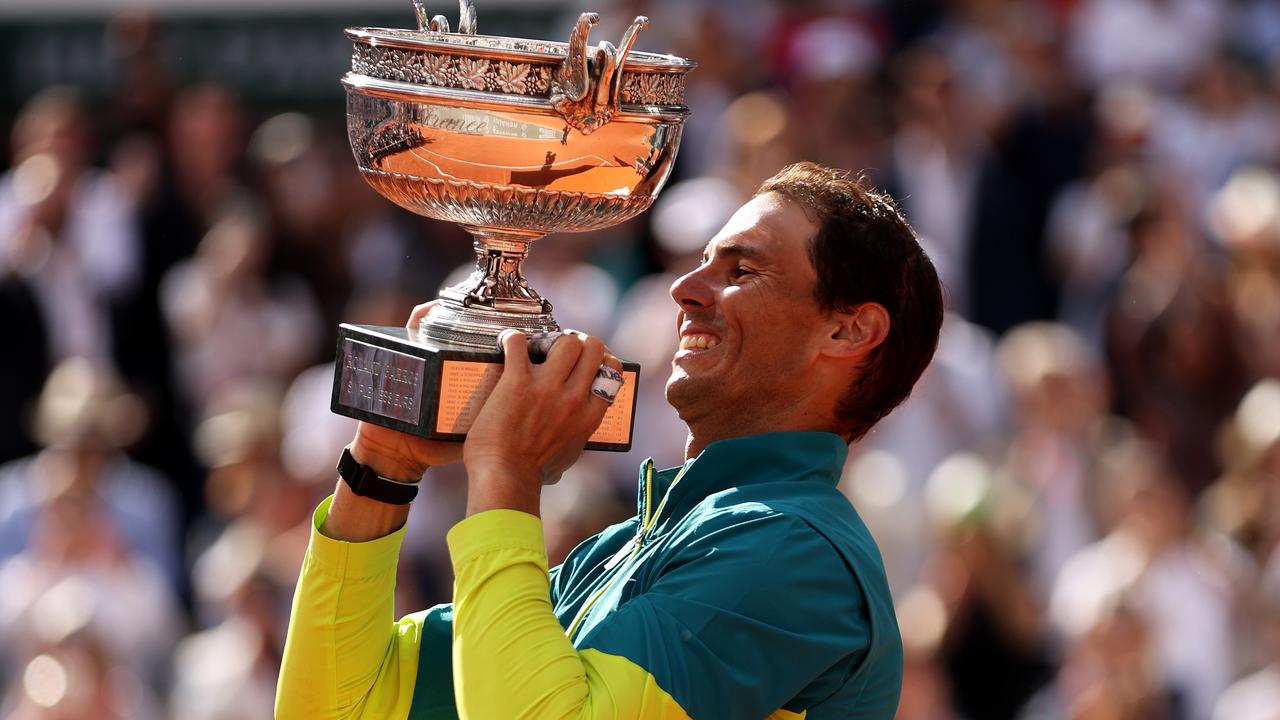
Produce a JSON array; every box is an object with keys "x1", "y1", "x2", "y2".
[{"x1": 278, "y1": 4, "x2": 943, "y2": 718}]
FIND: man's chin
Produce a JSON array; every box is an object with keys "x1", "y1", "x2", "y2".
[{"x1": 664, "y1": 370, "x2": 695, "y2": 409}]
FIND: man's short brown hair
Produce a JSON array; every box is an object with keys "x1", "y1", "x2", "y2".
[{"x1": 757, "y1": 162, "x2": 944, "y2": 441}]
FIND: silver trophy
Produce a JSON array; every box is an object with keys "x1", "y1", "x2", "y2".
[{"x1": 332, "y1": 0, "x2": 693, "y2": 450}]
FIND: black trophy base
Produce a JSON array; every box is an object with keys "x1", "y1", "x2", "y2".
[{"x1": 331, "y1": 324, "x2": 640, "y2": 452}]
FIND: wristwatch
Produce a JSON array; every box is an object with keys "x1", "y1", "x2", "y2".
[{"x1": 337, "y1": 447, "x2": 420, "y2": 505}]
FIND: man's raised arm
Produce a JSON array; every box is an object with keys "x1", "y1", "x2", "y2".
[{"x1": 275, "y1": 427, "x2": 462, "y2": 719}]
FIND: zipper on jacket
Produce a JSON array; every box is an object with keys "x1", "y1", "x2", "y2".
[{"x1": 564, "y1": 460, "x2": 689, "y2": 641}]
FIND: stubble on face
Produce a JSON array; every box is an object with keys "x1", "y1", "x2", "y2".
[{"x1": 664, "y1": 194, "x2": 828, "y2": 448}]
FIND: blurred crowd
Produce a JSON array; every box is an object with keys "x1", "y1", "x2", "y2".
[{"x1": 0, "y1": 0, "x2": 1279, "y2": 718}]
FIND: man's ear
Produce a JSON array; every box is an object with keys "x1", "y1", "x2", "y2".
[{"x1": 822, "y1": 302, "x2": 890, "y2": 361}]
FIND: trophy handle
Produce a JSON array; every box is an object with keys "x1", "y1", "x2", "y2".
[
  {"x1": 410, "y1": 0, "x2": 477, "y2": 35},
  {"x1": 593, "y1": 41, "x2": 619, "y2": 111},
  {"x1": 611, "y1": 16, "x2": 649, "y2": 96},
  {"x1": 555, "y1": 13, "x2": 600, "y2": 105},
  {"x1": 457, "y1": 0, "x2": 477, "y2": 34},
  {"x1": 552, "y1": 14, "x2": 650, "y2": 135},
  {"x1": 411, "y1": 0, "x2": 429, "y2": 32}
]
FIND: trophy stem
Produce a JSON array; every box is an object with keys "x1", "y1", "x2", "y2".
[
  {"x1": 445, "y1": 228, "x2": 553, "y2": 313},
  {"x1": 423, "y1": 227, "x2": 560, "y2": 350}
]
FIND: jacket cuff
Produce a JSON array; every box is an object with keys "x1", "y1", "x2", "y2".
[
  {"x1": 306, "y1": 495, "x2": 407, "y2": 580},
  {"x1": 446, "y1": 509, "x2": 546, "y2": 571}
]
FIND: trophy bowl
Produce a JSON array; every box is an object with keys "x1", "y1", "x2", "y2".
[
  {"x1": 332, "y1": 1, "x2": 694, "y2": 450},
  {"x1": 345, "y1": 3, "x2": 693, "y2": 348}
]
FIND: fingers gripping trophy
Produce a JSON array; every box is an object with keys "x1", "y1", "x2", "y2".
[{"x1": 331, "y1": 0, "x2": 694, "y2": 450}]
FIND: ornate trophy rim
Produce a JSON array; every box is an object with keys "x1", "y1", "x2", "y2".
[
  {"x1": 346, "y1": 21, "x2": 694, "y2": 116},
  {"x1": 347, "y1": 27, "x2": 696, "y2": 71}
]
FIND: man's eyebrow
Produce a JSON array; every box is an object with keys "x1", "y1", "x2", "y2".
[{"x1": 703, "y1": 241, "x2": 766, "y2": 262}]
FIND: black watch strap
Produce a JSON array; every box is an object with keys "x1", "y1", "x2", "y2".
[{"x1": 337, "y1": 447, "x2": 420, "y2": 505}]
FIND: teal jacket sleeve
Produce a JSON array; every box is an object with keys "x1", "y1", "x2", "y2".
[{"x1": 576, "y1": 512, "x2": 880, "y2": 719}]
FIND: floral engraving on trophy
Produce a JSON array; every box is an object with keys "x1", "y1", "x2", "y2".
[
  {"x1": 492, "y1": 61, "x2": 532, "y2": 94},
  {"x1": 350, "y1": 42, "x2": 684, "y2": 106},
  {"x1": 421, "y1": 52, "x2": 459, "y2": 86},
  {"x1": 456, "y1": 56, "x2": 491, "y2": 90},
  {"x1": 622, "y1": 73, "x2": 659, "y2": 104},
  {"x1": 619, "y1": 72, "x2": 685, "y2": 105}
]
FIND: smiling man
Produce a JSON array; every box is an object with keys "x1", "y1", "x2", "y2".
[{"x1": 276, "y1": 162, "x2": 944, "y2": 719}]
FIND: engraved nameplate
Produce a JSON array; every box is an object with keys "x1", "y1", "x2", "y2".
[
  {"x1": 436, "y1": 360, "x2": 637, "y2": 445},
  {"x1": 419, "y1": 107, "x2": 563, "y2": 140},
  {"x1": 338, "y1": 339, "x2": 426, "y2": 424}
]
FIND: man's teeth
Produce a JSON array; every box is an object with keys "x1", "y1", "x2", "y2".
[{"x1": 680, "y1": 334, "x2": 721, "y2": 351}]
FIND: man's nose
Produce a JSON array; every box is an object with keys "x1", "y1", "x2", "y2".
[{"x1": 669, "y1": 265, "x2": 714, "y2": 309}]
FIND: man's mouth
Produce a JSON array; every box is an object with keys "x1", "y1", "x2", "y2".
[{"x1": 678, "y1": 333, "x2": 721, "y2": 351}]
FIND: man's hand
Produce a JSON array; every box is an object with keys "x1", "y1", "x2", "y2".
[
  {"x1": 349, "y1": 421, "x2": 464, "y2": 482},
  {"x1": 462, "y1": 329, "x2": 621, "y2": 517}
]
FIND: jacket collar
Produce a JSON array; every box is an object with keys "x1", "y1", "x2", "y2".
[{"x1": 635, "y1": 431, "x2": 848, "y2": 532}]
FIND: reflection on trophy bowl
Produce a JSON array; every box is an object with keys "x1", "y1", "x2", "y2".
[
  {"x1": 343, "y1": 9, "x2": 694, "y2": 349},
  {"x1": 348, "y1": 89, "x2": 676, "y2": 233}
]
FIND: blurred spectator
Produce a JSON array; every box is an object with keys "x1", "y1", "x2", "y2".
[
  {"x1": 0, "y1": 358, "x2": 182, "y2": 590},
  {"x1": 667, "y1": 6, "x2": 759, "y2": 178},
  {"x1": 1149, "y1": 51, "x2": 1280, "y2": 207},
  {"x1": 1210, "y1": 166, "x2": 1280, "y2": 379},
  {"x1": 713, "y1": 90, "x2": 800, "y2": 199},
  {"x1": 106, "y1": 13, "x2": 175, "y2": 142},
  {"x1": 894, "y1": 586, "x2": 963, "y2": 720},
  {"x1": 160, "y1": 206, "x2": 321, "y2": 418},
  {"x1": 187, "y1": 381, "x2": 321, "y2": 582},
  {"x1": 1213, "y1": 571, "x2": 1280, "y2": 720},
  {"x1": 0, "y1": 491, "x2": 180, "y2": 697},
  {"x1": 887, "y1": 41, "x2": 983, "y2": 315},
  {"x1": 0, "y1": 88, "x2": 143, "y2": 461},
  {"x1": 1, "y1": 629, "x2": 164, "y2": 720},
  {"x1": 1105, "y1": 194, "x2": 1252, "y2": 492},
  {"x1": 1069, "y1": 0, "x2": 1226, "y2": 90},
  {"x1": 922, "y1": 453, "x2": 1056, "y2": 720},
  {"x1": 139, "y1": 85, "x2": 249, "y2": 336},
  {"x1": 250, "y1": 112, "x2": 357, "y2": 335},
  {"x1": 133, "y1": 83, "x2": 246, "y2": 331},
  {"x1": 1206, "y1": 381, "x2": 1280, "y2": 639},
  {"x1": 1051, "y1": 440, "x2": 1252, "y2": 720},
  {"x1": 171, "y1": 527, "x2": 284, "y2": 720},
  {"x1": 173, "y1": 381, "x2": 322, "y2": 719},
  {"x1": 1046, "y1": 82, "x2": 1155, "y2": 352},
  {"x1": 1022, "y1": 600, "x2": 1177, "y2": 720},
  {"x1": 780, "y1": 14, "x2": 888, "y2": 177},
  {"x1": 0, "y1": 363, "x2": 181, "y2": 708},
  {"x1": 997, "y1": 323, "x2": 1113, "y2": 599}
]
